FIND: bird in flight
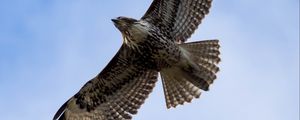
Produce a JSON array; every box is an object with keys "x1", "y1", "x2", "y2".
[{"x1": 53, "y1": 0, "x2": 220, "y2": 120}]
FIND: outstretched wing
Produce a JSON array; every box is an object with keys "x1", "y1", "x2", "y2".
[
  {"x1": 53, "y1": 45, "x2": 158, "y2": 120},
  {"x1": 142, "y1": 0, "x2": 213, "y2": 43}
]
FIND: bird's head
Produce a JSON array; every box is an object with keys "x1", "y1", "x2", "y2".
[
  {"x1": 112, "y1": 16, "x2": 149, "y2": 47},
  {"x1": 112, "y1": 16, "x2": 138, "y2": 33}
]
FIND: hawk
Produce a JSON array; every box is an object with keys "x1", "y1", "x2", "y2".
[{"x1": 53, "y1": 0, "x2": 220, "y2": 120}]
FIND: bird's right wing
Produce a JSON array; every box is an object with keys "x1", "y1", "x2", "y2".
[
  {"x1": 142, "y1": 0, "x2": 213, "y2": 43},
  {"x1": 53, "y1": 44, "x2": 158, "y2": 120}
]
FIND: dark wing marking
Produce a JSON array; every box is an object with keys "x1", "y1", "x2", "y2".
[
  {"x1": 53, "y1": 45, "x2": 158, "y2": 120},
  {"x1": 142, "y1": 0, "x2": 213, "y2": 43}
]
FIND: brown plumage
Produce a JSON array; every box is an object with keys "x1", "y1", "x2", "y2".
[
  {"x1": 161, "y1": 40, "x2": 220, "y2": 108},
  {"x1": 53, "y1": 0, "x2": 219, "y2": 119},
  {"x1": 54, "y1": 45, "x2": 159, "y2": 120},
  {"x1": 142, "y1": 0, "x2": 213, "y2": 43}
]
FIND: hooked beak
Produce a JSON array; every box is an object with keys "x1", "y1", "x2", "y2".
[
  {"x1": 112, "y1": 19, "x2": 121, "y2": 29},
  {"x1": 111, "y1": 19, "x2": 119, "y2": 24},
  {"x1": 112, "y1": 18, "x2": 124, "y2": 31}
]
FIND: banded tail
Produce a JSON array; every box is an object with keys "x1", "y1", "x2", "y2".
[{"x1": 160, "y1": 40, "x2": 220, "y2": 108}]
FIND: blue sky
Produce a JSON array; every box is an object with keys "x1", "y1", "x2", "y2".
[{"x1": 0, "y1": 0, "x2": 299, "y2": 120}]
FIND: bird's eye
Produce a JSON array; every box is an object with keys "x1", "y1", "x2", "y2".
[{"x1": 117, "y1": 17, "x2": 122, "y2": 19}]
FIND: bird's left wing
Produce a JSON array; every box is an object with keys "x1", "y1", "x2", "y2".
[
  {"x1": 142, "y1": 0, "x2": 213, "y2": 43},
  {"x1": 53, "y1": 45, "x2": 158, "y2": 120}
]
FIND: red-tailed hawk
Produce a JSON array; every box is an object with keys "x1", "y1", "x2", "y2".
[{"x1": 53, "y1": 0, "x2": 220, "y2": 119}]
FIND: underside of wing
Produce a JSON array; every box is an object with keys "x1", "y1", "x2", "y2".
[
  {"x1": 53, "y1": 45, "x2": 158, "y2": 120},
  {"x1": 142, "y1": 0, "x2": 213, "y2": 43}
]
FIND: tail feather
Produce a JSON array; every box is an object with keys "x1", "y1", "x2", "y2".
[
  {"x1": 160, "y1": 39, "x2": 220, "y2": 108},
  {"x1": 175, "y1": 77, "x2": 201, "y2": 99},
  {"x1": 181, "y1": 40, "x2": 220, "y2": 64},
  {"x1": 166, "y1": 74, "x2": 187, "y2": 106},
  {"x1": 161, "y1": 72, "x2": 201, "y2": 108},
  {"x1": 180, "y1": 40, "x2": 220, "y2": 86},
  {"x1": 172, "y1": 77, "x2": 191, "y2": 105},
  {"x1": 161, "y1": 74, "x2": 178, "y2": 108},
  {"x1": 196, "y1": 57, "x2": 220, "y2": 73}
]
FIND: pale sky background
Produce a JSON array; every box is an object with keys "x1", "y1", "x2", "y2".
[{"x1": 0, "y1": 0, "x2": 299, "y2": 120}]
